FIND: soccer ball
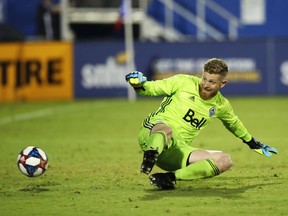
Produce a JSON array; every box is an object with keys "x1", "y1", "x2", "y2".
[{"x1": 17, "y1": 146, "x2": 48, "y2": 177}]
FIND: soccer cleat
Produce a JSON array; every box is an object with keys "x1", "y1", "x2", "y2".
[
  {"x1": 140, "y1": 149, "x2": 159, "y2": 174},
  {"x1": 149, "y1": 172, "x2": 176, "y2": 190}
]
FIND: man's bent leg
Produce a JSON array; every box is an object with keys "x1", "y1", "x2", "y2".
[
  {"x1": 175, "y1": 150, "x2": 232, "y2": 180},
  {"x1": 188, "y1": 150, "x2": 232, "y2": 173},
  {"x1": 140, "y1": 123, "x2": 172, "y2": 174},
  {"x1": 175, "y1": 159, "x2": 220, "y2": 180}
]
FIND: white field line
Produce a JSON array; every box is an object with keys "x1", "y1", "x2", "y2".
[
  {"x1": 0, "y1": 102, "x2": 106, "y2": 125},
  {"x1": 0, "y1": 109, "x2": 54, "y2": 125}
]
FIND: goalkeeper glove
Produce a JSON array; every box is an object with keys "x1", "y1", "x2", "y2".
[
  {"x1": 244, "y1": 137, "x2": 278, "y2": 157},
  {"x1": 125, "y1": 71, "x2": 147, "y2": 87}
]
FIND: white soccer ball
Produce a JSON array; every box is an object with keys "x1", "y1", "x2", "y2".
[{"x1": 17, "y1": 146, "x2": 48, "y2": 177}]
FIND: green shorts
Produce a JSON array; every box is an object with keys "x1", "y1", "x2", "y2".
[{"x1": 138, "y1": 124, "x2": 199, "y2": 171}]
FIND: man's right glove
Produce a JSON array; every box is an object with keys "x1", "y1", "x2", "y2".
[
  {"x1": 125, "y1": 71, "x2": 147, "y2": 87},
  {"x1": 244, "y1": 137, "x2": 278, "y2": 157}
]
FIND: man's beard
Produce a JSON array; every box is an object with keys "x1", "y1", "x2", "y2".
[{"x1": 199, "y1": 86, "x2": 217, "y2": 100}]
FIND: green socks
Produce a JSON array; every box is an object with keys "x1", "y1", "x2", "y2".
[
  {"x1": 175, "y1": 159, "x2": 220, "y2": 180},
  {"x1": 144, "y1": 131, "x2": 167, "y2": 153},
  {"x1": 144, "y1": 132, "x2": 221, "y2": 181}
]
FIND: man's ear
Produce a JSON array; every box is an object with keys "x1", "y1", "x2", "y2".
[{"x1": 220, "y1": 80, "x2": 228, "y2": 88}]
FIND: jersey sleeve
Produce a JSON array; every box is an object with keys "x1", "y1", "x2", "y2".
[
  {"x1": 135, "y1": 75, "x2": 184, "y2": 97},
  {"x1": 218, "y1": 99, "x2": 252, "y2": 142}
]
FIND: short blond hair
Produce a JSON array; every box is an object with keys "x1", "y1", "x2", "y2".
[{"x1": 204, "y1": 58, "x2": 228, "y2": 77}]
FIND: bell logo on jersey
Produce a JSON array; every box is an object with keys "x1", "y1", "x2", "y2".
[{"x1": 183, "y1": 109, "x2": 207, "y2": 130}]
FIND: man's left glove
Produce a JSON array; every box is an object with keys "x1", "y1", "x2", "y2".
[
  {"x1": 244, "y1": 137, "x2": 278, "y2": 157},
  {"x1": 125, "y1": 71, "x2": 147, "y2": 87}
]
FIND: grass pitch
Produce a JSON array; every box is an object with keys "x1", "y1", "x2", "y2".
[{"x1": 0, "y1": 97, "x2": 287, "y2": 216}]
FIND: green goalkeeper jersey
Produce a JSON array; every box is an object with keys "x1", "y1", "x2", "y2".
[{"x1": 136, "y1": 74, "x2": 252, "y2": 145}]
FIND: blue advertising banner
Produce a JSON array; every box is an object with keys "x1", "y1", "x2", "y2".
[
  {"x1": 74, "y1": 42, "x2": 127, "y2": 98},
  {"x1": 135, "y1": 41, "x2": 268, "y2": 95},
  {"x1": 74, "y1": 39, "x2": 287, "y2": 98},
  {"x1": 275, "y1": 40, "x2": 288, "y2": 94}
]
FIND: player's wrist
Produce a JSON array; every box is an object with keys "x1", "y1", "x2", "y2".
[
  {"x1": 243, "y1": 137, "x2": 260, "y2": 149},
  {"x1": 133, "y1": 85, "x2": 145, "y2": 91}
]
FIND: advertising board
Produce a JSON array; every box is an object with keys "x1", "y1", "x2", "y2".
[
  {"x1": 0, "y1": 42, "x2": 73, "y2": 102},
  {"x1": 74, "y1": 40, "x2": 273, "y2": 98}
]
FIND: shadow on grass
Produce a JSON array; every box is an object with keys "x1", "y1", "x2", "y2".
[
  {"x1": 19, "y1": 187, "x2": 49, "y2": 193},
  {"x1": 141, "y1": 182, "x2": 279, "y2": 200},
  {"x1": 18, "y1": 181, "x2": 60, "y2": 193}
]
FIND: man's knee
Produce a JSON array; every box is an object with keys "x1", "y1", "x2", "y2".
[
  {"x1": 188, "y1": 150, "x2": 232, "y2": 173},
  {"x1": 151, "y1": 123, "x2": 172, "y2": 139},
  {"x1": 214, "y1": 152, "x2": 232, "y2": 173}
]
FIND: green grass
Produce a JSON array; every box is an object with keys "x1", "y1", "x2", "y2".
[{"x1": 0, "y1": 97, "x2": 287, "y2": 216}]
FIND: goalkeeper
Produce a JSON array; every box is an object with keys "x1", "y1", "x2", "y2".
[{"x1": 125, "y1": 58, "x2": 278, "y2": 190}]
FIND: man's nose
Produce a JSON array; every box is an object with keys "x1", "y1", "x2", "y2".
[{"x1": 203, "y1": 81, "x2": 210, "y2": 88}]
